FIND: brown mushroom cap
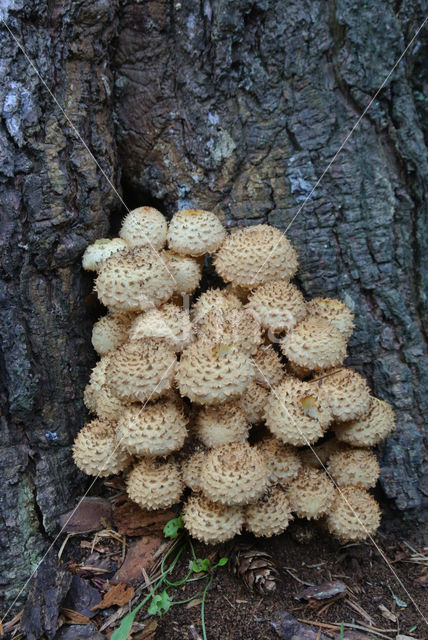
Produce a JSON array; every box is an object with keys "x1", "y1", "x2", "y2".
[
  {"x1": 288, "y1": 468, "x2": 336, "y2": 519},
  {"x1": 167, "y1": 209, "x2": 226, "y2": 256},
  {"x1": 252, "y1": 344, "x2": 284, "y2": 388},
  {"x1": 191, "y1": 288, "x2": 242, "y2": 323},
  {"x1": 264, "y1": 377, "x2": 332, "y2": 446},
  {"x1": 92, "y1": 312, "x2": 133, "y2": 356},
  {"x1": 176, "y1": 338, "x2": 254, "y2": 405},
  {"x1": 119, "y1": 206, "x2": 168, "y2": 250},
  {"x1": 281, "y1": 317, "x2": 347, "y2": 372},
  {"x1": 106, "y1": 338, "x2": 176, "y2": 403},
  {"x1": 334, "y1": 397, "x2": 395, "y2": 447},
  {"x1": 95, "y1": 247, "x2": 175, "y2": 312},
  {"x1": 245, "y1": 486, "x2": 293, "y2": 537},
  {"x1": 256, "y1": 436, "x2": 302, "y2": 487},
  {"x1": 82, "y1": 238, "x2": 128, "y2": 272},
  {"x1": 129, "y1": 304, "x2": 193, "y2": 352},
  {"x1": 126, "y1": 458, "x2": 184, "y2": 510},
  {"x1": 246, "y1": 279, "x2": 306, "y2": 334},
  {"x1": 200, "y1": 442, "x2": 270, "y2": 506},
  {"x1": 315, "y1": 368, "x2": 371, "y2": 422},
  {"x1": 306, "y1": 297, "x2": 355, "y2": 340},
  {"x1": 72, "y1": 418, "x2": 130, "y2": 477},
  {"x1": 214, "y1": 224, "x2": 298, "y2": 287},
  {"x1": 196, "y1": 307, "x2": 263, "y2": 355},
  {"x1": 327, "y1": 486, "x2": 381, "y2": 542},
  {"x1": 162, "y1": 250, "x2": 202, "y2": 294},
  {"x1": 116, "y1": 399, "x2": 188, "y2": 456},
  {"x1": 183, "y1": 493, "x2": 244, "y2": 543},
  {"x1": 239, "y1": 381, "x2": 270, "y2": 424},
  {"x1": 195, "y1": 402, "x2": 249, "y2": 448},
  {"x1": 327, "y1": 448, "x2": 380, "y2": 489}
]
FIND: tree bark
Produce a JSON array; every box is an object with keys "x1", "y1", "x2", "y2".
[{"x1": 0, "y1": 0, "x2": 426, "y2": 612}]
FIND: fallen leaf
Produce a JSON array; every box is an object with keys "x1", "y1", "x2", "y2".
[
  {"x1": 112, "y1": 535, "x2": 164, "y2": 585},
  {"x1": 295, "y1": 581, "x2": 347, "y2": 601},
  {"x1": 113, "y1": 497, "x2": 175, "y2": 537},
  {"x1": 133, "y1": 619, "x2": 159, "y2": 639},
  {"x1": 378, "y1": 604, "x2": 397, "y2": 622},
  {"x1": 59, "y1": 498, "x2": 112, "y2": 534},
  {"x1": 270, "y1": 611, "x2": 330, "y2": 639},
  {"x1": 299, "y1": 396, "x2": 320, "y2": 420},
  {"x1": 186, "y1": 598, "x2": 203, "y2": 609},
  {"x1": 414, "y1": 571, "x2": 428, "y2": 587},
  {"x1": 92, "y1": 584, "x2": 135, "y2": 610},
  {"x1": 61, "y1": 608, "x2": 91, "y2": 625}
]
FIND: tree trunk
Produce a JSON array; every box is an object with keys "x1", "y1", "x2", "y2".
[{"x1": 1, "y1": 0, "x2": 426, "y2": 611}]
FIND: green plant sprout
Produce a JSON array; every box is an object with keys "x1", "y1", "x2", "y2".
[{"x1": 111, "y1": 516, "x2": 228, "y2": 640}]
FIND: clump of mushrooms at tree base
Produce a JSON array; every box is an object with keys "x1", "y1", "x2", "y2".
[{"x1": 74, "y1": 206, "x2": 396, "y2": 545}]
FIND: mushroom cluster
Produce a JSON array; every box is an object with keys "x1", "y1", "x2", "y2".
[{"x1": 74, "y1": 206, "x2": 395, "y2": 545}]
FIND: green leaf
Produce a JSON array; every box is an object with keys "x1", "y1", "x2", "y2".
[
  {"x1": 163, "y1": 516, "x2": 184, "y2": 539},
  {"x1": 216, "y1": 557, "x2": 228, "y2": 567},
  {"x1": 192, "y1": 558, "x2": 211, "y2": 573},
  {"x1": 111, "y1": 601, "x2": 144, "y2": 640},
  {"x1": 148, "y1": 590, "x2": 172, "y2": 616}
]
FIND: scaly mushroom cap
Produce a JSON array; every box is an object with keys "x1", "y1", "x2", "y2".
[
  {"x1": 256, "y1": 437, "x2": 302, "y2": 487},
  {"x1": 288, "y1": 468, "x2": 336, "y2": 519},
  {"x1": 327, "y1": 486, "x2": 381, "y2": 542},
  {"x1": 334, "y1": 397, "x2": 395, "y2": 447},
  {"x1": 281, "y1": 317, "x2": 347, "y2": 372},
  {"x1": 95, "y1": 247, "x2": 175, "y2": 312},
  {"x1": 167, "y1": 209, "x2": 226, "y2": 256},
  {"x1": 195, "y1": 402, "x2": 249, "y2": 448},
  {"x1": 246, "y1": 280, "x2": 306, "y2": 334},
  {"x1": 92, "y1": 312, "x2": 133, "y2": 356},
  {"x1": 106, "y1": 338, "x2": 176, "y2": 403},
  {"x1": 245, "y1": 486, "x2": 293, "y2": 537},
  {"x1": 196, "y1": 308, "x2": 263, "y2": 355},
  {"x1": 299, "y1": 438, "x2": 349, "y2": 469},
  {"x1": 239, "y1": 381, "x2": 269, "y2": 424},
  {"x1": 327, "y1": 449, "x2": 380, "y2": 489},
  {"x1": 116, "y1": 399, "x2": 188, "y2": 457},
  {"x1": 129, "y1": 304, "x2": 193, "y2": 352},
  {"x1": 214, "y1": 224, "x2": 298, "y2": 287},
  {"x1": 126, "y1": 458, "x2": 184, "y2": 510},
  {"x1": 200, "y1": 442, "x2": 270, "y2": 506},
  {"x1": 183, "y1": 493, "x2": 244, "y2": 543},
  {"x1": 119, "y1": 206, "x2": 167, "y2": 250},
  {"x1": 315, "y1": 368, "x2": 371, "y2": 422},
  {"x1": 306, "y1": 297, "x2": 355, "y2": 340},
  {"x1": 191, "y1": 288, "x2": 242, "y2": 323},
  {"x1": 84, "y1": 354, "x2": 128, "y2": 420},
  {"x1": 264, "y1": 378, "x2": 332, "y2": 446},
  {"x1": 182, "y1": 449, "x2": 207, "y2": 491},
  {"x1": 252, "y1": 345, "x2": 284, "y2": 388},
  {"x1": 73, "y1": 419, "x2": 130, "y2": 477},
  {"x1": 82, "y1": 238, "x2": 128, "y2": 272},
  {"x1": 176, "y1": 339, "x2": 254, "y2": 405},
  {"x1": 162, "y1": 250, "x2": 202, "y2": 294}
]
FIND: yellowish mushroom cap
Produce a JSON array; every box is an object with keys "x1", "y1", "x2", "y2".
[
  {"x1": 327, "y1": 486, "x2": 381, "y2": 542},
  {"x1": 315, "y1": 368, "x2": 371, "y2": 422},
  {"x1": 72, "y1": 418, "x2": 130, "y2": 477},
  {"x1": 116, "y1": 399, "x2": 188, "y2": 457},
  {"x1": 264, "y1": 377, "x2": 332, "y2": 446},
  {"x1": 327, "y1": 448, "x2": 380, "y2": 489},
  {"x1": 183, "y1": 493, "x2": 244, "y2": 543},
  {"x1": 176, "y1": 338, "x2": 254, "y2": 405},
  {"x1": 246, "y1": 280, "x2": 306, "y2": 334},
  {"x1": 129, "y1": 304, "x2": 193, "y2": 352},
  {"x1": 82, "y1": 238, "x2": 128, "y2": 272},
  {"x1": 281, "y1": 317, "x2": 347, "y2": 372},
  {"x1": 245, "y1": 486, "x2": 293, "y2": 537},
  {"x1": 167, "y1": 209, "x2": 226, "y2": 256},
  {"x1": 162, "y1": 250, "x2": 202, "y2": 294},
  {"x1": 200, "y1": 441, "x2": 270, "y2": 506},
  {"x1": 239, "y1": 381, "x2": 269, "y2": 424},
  {"x1": 306, "y1": 297, "x2": 354, "y2": 340},
  {"x1": 252, "y1": 345, "x2": 284, "y2": 388},
  {"x1": 288, "y1": 468, "x2": 336, "y2": 519},
  {"x1": 84, "y1": 353, "x2": 128, "y2": 420},
  {"x1": 195, "y1": 402, "x2": 249, "y2": 448},
  {"x1": 191, "y1": 288, "x2": 242, "y2": 323},
  {"x1": 214, "y1": 224, "x2": 298, "y2": 287},
  {"x1": 106, "y1": 338, "x2": 176, "y2": 403},
  {"x1": 256, "y1": 436, "x2": 302, "y2": 487},
  {"x1": 196, "y1": 307, "x2": 263, "y2": 355},
  {"x1": 119, "y1": 206, "x2": 167, "y2": 250},
  {"x1": 334, "y1": 397, "x2": 395, "y2": 447},
  {"x1": 95, "y1": 247, "x2": 175, "y2": 312},
  {"x1": 126, "y1": 458, "x2": 184, "y2": 510},
  {"x1": 91, "y1": 312, "x2": 133, "y2": 356}
]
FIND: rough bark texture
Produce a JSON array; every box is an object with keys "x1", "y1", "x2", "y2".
[{"x1": 0, "y1": 0, "x2": 426, "y2": 612}]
